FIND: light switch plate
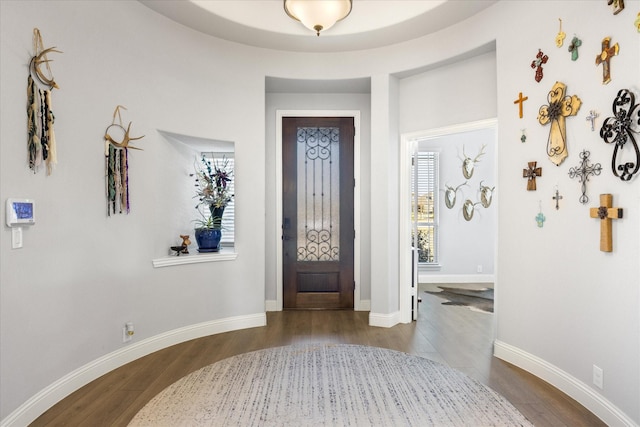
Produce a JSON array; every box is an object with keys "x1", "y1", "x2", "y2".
[{"x1": 11, "y1": 227, "x2": 23, "y2": 249}]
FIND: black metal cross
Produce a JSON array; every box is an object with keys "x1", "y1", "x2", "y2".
[
  {"x1": 568, "y1": 150, "x2": 602, "y2": 204},
  {"x1": 552, "y1": 188, "x2": 563, "y2": 210}
]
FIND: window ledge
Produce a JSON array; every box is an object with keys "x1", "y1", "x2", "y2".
[{"x1": 152, "y1": 248, "x2": 237, "y2": 268}]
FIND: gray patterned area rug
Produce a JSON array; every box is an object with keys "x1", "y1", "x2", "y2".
[{"x1": 129, "y1": 344, "x2": 532, "y2": 426}]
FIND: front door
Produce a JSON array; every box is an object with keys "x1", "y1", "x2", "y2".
[{"x1": 282, "y1": 117, "x2": 354, "y2": 309}]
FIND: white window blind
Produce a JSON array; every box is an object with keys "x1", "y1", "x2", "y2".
[
  {"x1": 203, "y1": 153, "x2": 235, "y2": 244},
  {"x1": 411, "y1": 151, "x2": 438, "y2": 265}
]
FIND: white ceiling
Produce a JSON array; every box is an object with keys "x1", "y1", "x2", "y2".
[{"x1": 139, "y1": 0, "x2": 498, "y2": 53}]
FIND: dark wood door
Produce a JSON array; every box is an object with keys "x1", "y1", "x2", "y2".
[{"x1": 282, "y1": 117, "x2": 354, "y2": 309}]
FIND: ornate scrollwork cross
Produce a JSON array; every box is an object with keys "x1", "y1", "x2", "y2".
[
  {"x1": 538, "y1": 81, "x2": 581, "y2": 166},
  {"x1": 599, "y1": 89, "x2": 640, "y2": 181},
  {"x1": 568, "y1": 150, "x2": 602, "y2": 204}
]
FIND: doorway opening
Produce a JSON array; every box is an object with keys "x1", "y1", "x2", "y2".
[{"x1": 399, "y1": 119, "x2": 497, "y2": 324}]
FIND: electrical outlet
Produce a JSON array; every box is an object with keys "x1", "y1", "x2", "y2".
[
  {"x1": 122, "y1": 322, "x2": 134, "y2": 343},
  {"x1": 593, "y1": 365, "x2": 603, "y2": 389},
  {"x1": 122, "y1": 326, "x2": 131, "y2": 343}
]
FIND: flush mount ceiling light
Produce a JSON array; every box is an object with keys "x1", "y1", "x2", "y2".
[{"x1": 284, "y1": 0, "x2": 352, "y2": 36}]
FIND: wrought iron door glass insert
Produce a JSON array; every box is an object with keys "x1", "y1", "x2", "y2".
[{"x1": 297, "y1": 127, "x2": 340, "y2": 261}]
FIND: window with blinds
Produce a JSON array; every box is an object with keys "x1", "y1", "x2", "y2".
[
  {"x1": 203, "y1": 153, "x2": 235, "y2": 244},
  {"x1": 411, "y1": 152, "x2": 438, "y2": 265}
]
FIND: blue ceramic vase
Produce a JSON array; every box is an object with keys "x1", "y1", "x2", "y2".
[{"x1": 195, "y1": 228, "x2": 222, "y2": 252}]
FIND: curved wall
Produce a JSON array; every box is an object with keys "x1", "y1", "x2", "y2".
[{"x1": 1, "y1": 1, "x2": 638, "y2": 425}]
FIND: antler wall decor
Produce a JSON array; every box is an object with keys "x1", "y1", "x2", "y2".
[
  {"x1": 479, "y1": 181, "x2": 495, "y2": 208},
  {"x1": 104, "y1": 105, "x2": 145, "y2": 215},
  {"x1": 443, "y1": 182, "x2": 467, "y2": 209},
  {"x1": 27, "y1": 28, "x2": 62, "y2": 175},
  {"x1": 599, "y1": 89, "x2": 640, "y2": 181},
  {"x1": 460, "y1": 144, "x2": 486, "y2": 179}
]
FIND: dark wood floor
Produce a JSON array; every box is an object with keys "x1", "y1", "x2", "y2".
[{"x1": 31, "y1": 290, "x2": 605, "y2": 426}]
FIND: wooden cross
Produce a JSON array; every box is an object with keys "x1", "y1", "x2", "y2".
[
  {"x1": 523, "y1": 161, "x2": 542, "y2": 191},
  {"x1": 537, "y1": 81, "x2": 581, "y2": 166},
  {"x1": 553, "y1": 188, "x2": 563, "y2": 210},
  {"x1": 585, "y1": 110, "x2": 598, "y2": 131},
  {"x1": 589, "y1": 194, "x2": 623, "y2": 252},
  {"x1": 513, "y1": 92, "x2": 528, "y2": 118},
  {"x1": 595, "y1": 37, "x2": 619, "y2": 85},
  {"x1": 531, "y1": 49, "x2": 548, "y2": 82},
  {"x1": 608, "y1": 0, "x2": 625, "y2": 15}
]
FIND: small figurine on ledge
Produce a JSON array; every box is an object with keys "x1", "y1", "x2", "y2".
[{"x1": 170, "y1": 235, "x2": 191, "y2": 256}]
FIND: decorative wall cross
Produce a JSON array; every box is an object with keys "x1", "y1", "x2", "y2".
[
  {"x1": 513, "y1": 92, "x2": 528, "y2": 118},
  {"x1": 523, "y1": 161, "x2": 542, "y2": 191},
  {"x1": 568, "y1": 36, "x2": 581, "y2": 61},
  {"x1": 537, "y1": 81, "x2": 582, "y2": 166},
  {"x1": 595, "y1": 37, "x2": 619, "y2": 85},
  {"x1": 589, "y1": 194, "x2": 623, "y2": 252},
  {"x1": 552, "y1": 188, "x2": 563, "y2": 210},
  {"x1": 607, "y1": 0, "x2": 625, "y2": 15},
  {"x1": 555, "y1": 18, "x2": 566, "y2": 47},
  {"x1": 531, "y1": 49, "x2": 548, "y2": 82},
  {"x1": 568, "y1": 150, "x2": 602, "y2": 204},
  {"x1": 585, "y1": 110, "x2": 599, "y2": 131},
  {"x1": 599, "y1": 89, "x2": 640, "y2": 181},
  {"x1": 536, "y1": 201, "x2": 545, "y2": 227}
]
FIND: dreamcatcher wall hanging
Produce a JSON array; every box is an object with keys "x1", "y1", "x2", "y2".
[
  {"x1": 27, "y1": 28, "x2": 62, "y2": 175},
  {"x1": 104, "y1": 105, "x2": 144, "y2": 215}
]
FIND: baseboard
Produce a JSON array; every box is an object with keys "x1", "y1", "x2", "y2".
[
  {"x1": 369, "y1": 310, "x2": 401, "y2": 328},
  {"x1": 265, "y1": 300, "x2": 371, "y2": 312},
  {"x1": 355, "y1": 299, "x2": 371, "y2": 312},
  {"x1": 0, "y1": 312, "x2": 267, "y2": 427},
  {"x1": 419, "y1": 274, "x2": 494, "y2": 284},
  {"x1": 493, "y1": 340, "x2": 637, "y2": 427},
  {"x1": 265, "y1": 299, "x2": 279, "y2": 312}
]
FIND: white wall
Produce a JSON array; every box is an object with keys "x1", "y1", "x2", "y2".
[
  {"x1": 1, "y1": 0, "x2": 639, "y2": 425},
  {"x1": 0, "y1": 0, "x2": 268, "y2": 420},
  {"x1": 399, "y1": 50, "x2": 498, "y2": 281},
  {"x1": 416, "y1": 127, "x2": 497, "y2": 279},
  {"x1": 493, "y1": 1, "x2": 639, "y2": 423}
]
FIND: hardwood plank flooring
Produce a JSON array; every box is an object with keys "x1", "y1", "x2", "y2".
[{"x1": 30, "y1": 290, "x2": 605, "y2": 426}]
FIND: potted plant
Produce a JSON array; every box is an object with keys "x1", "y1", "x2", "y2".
[{"x1": 192, "y1": 154, "x2": 233, "y2": 252}]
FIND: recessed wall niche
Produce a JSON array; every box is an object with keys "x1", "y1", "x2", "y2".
[{"x1": 156, "y1": 130, "x2": 235, "y2": 264}]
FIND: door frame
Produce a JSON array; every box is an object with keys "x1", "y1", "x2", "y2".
[
  {"x1": 399, "y1": 118, "x2": 498, "y2": 324},
  {"x1": 275, "y1": 110, "x2": 362, "y2": 311}
]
